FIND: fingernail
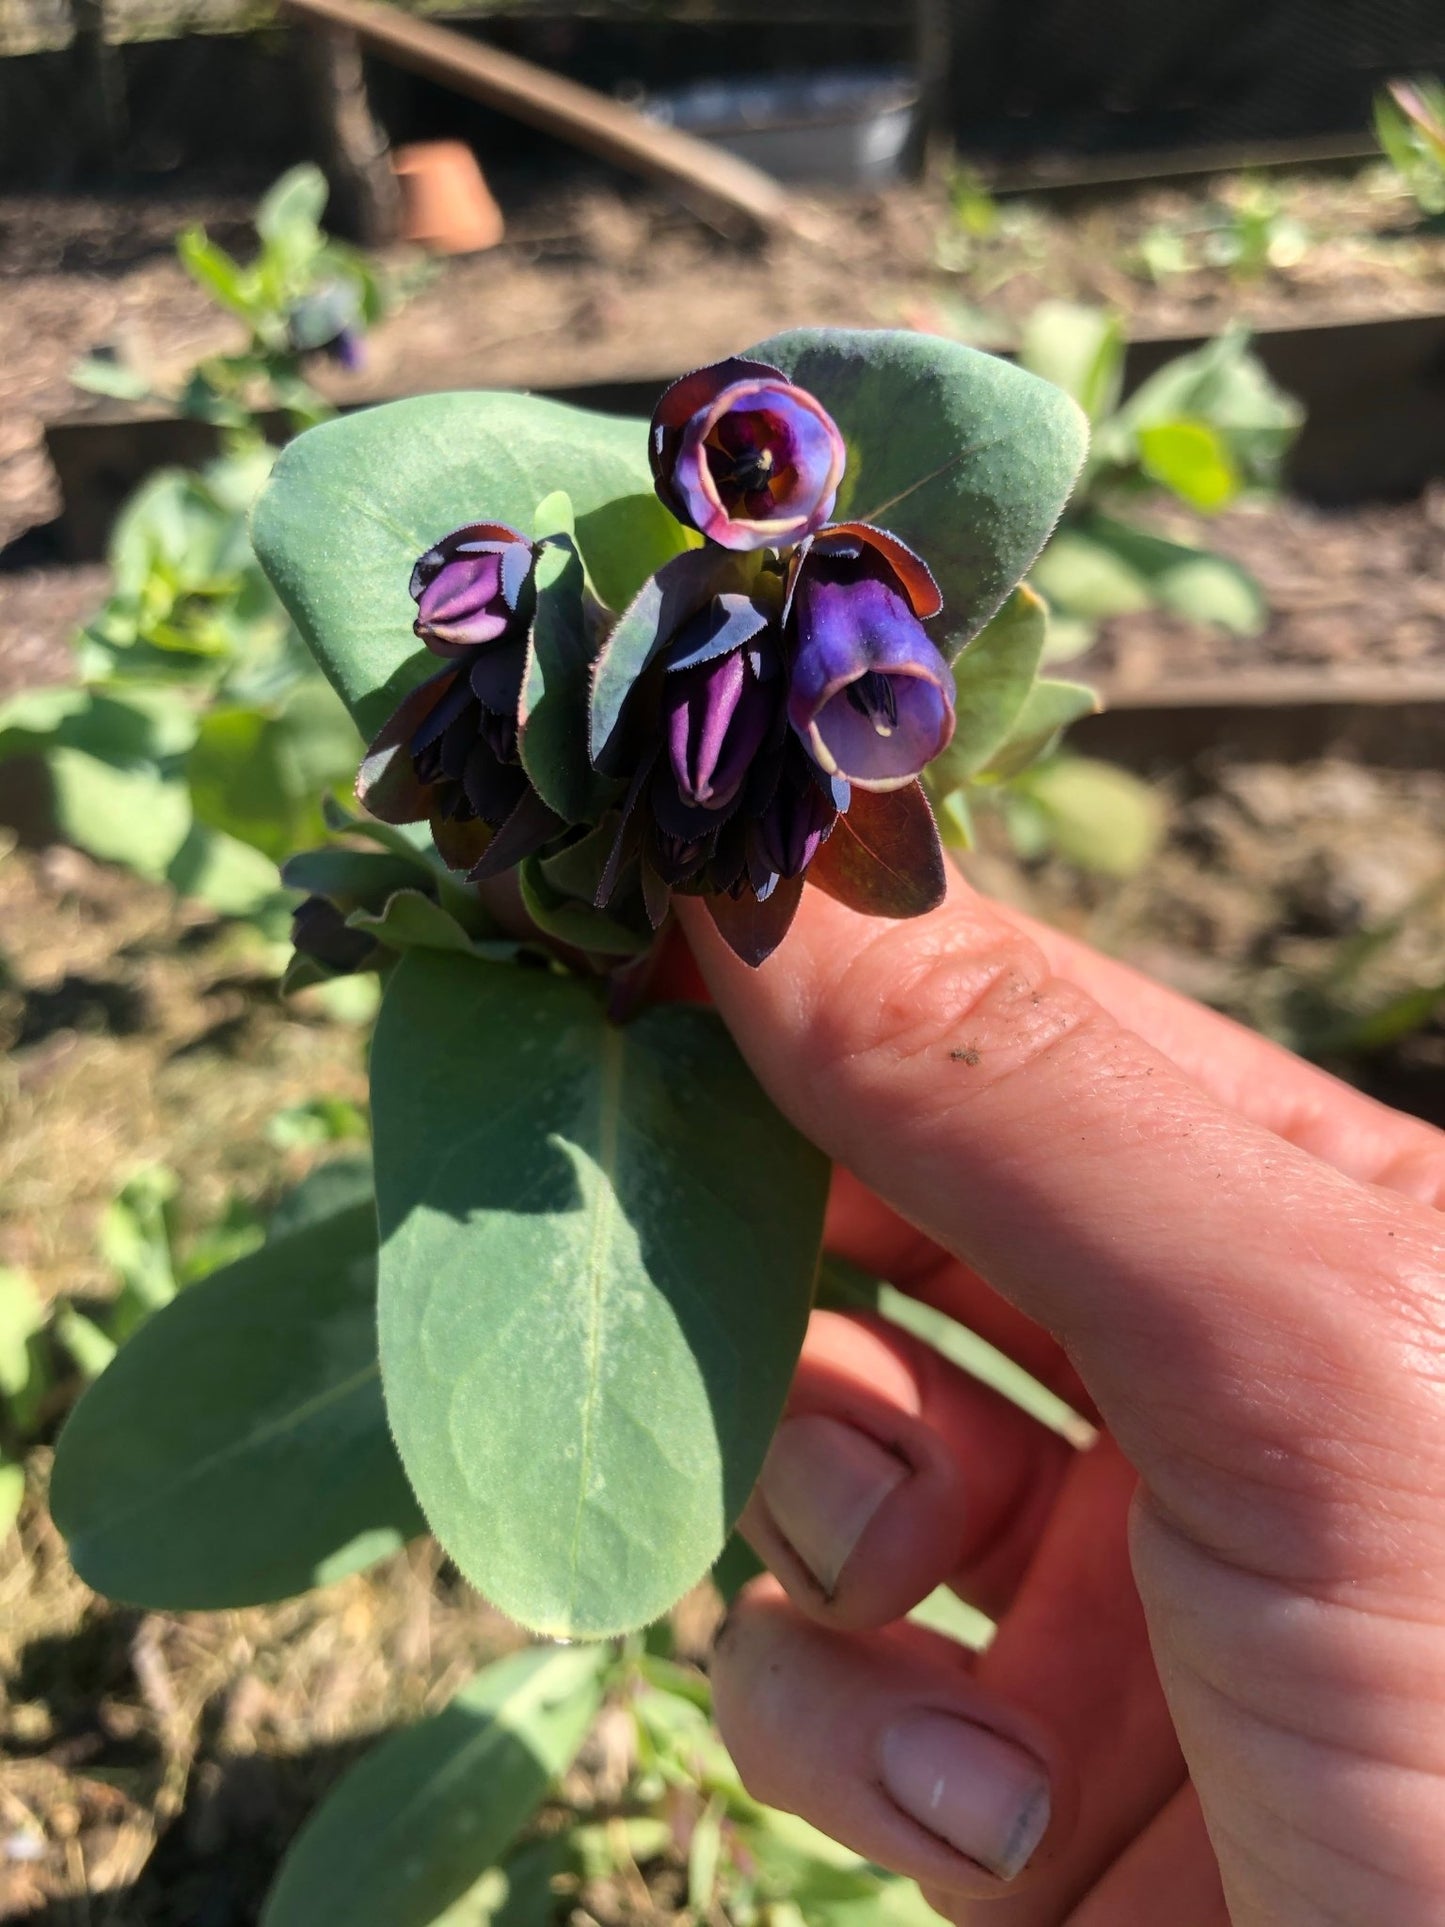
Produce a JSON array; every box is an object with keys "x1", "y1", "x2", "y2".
[
  {"x1": 759, "y1": 1413, "x2": 907, "y2": 1596},
  {"x1": 880, "y1": 1711, "x2": 1050, "y2": 1881}
]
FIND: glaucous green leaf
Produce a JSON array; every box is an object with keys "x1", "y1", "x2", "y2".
[
  {"x1": 166, "y1": 821, "x2": 284, "y2": 915},
  {"x1": 749, "y1": 328, "x2": 1088, "y2": 659},
  {"x1": 269, "y1": 1158, "x2": 375, "y2": 1240},
  {"x1": 347, "y1": 889, "x2": 520, "y2": 961},
  {"x1": 1014, "y1": 754, "x2": 1165, "y2": 877},
  {"x1": 518, "y1": 853, "x2": 652, "y2": 958},
  {"x1": 371, "y1": 954, "x2": 829, "y2": 1636},
  {"x1": 48, "y1": 749, "x2": 193, "y2": 879},
  {"x1": 50, "y1": 1204, "x2": 423, "y2": 1609},
  {"x1": 982, "y1": 678, "x2": 1099, "y2": 779},
  {"x1": 252, "y1": 393, "x2": 658, "y2": 740},
  {"x1": 1016, "y1": 302, "x2": 1125, "y2": 424},
  {"x1": 935, "y1": 584, "x2": 1048, "y2": 779},
  {"x1": 1080, "y1": 514, "x2": 1266, "y2": 635},
  {"x1": 575, "y1": 492, "x2": 694, "y2": 614},
  {"x1": 262, "y1": 1644, "x2": 607, "y2": 1927},
  {"x1": 518, "y1": 537, "x2": 612, "y2": 821}
]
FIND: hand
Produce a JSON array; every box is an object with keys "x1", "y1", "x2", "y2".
[{"x1": 676, "y1": 872, "x2": 1445, "y2": 1925}]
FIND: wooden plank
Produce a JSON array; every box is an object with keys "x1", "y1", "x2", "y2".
[{"x1": 278, "y1": 0, "x2": 797, "y2": 236}]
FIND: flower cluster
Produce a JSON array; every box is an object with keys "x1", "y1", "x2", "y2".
[{"x1": 358, "y1": 356, "x2": 957, "y2": 965}]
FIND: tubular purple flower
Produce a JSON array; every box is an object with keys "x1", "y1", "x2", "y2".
[
  {"x1": 358, "y1": 521, "x2": 563, "y2": 879},
  {"x1": 786, "y1": 524, "x2": 955, "y2": 792},
  {"x1": 663, "y1": 645, "x2": 776, "y2": 812},
  {"x1": 410, "y1": 522, "x2": 533, "y2": 655},
  {"x1": 650, "y1": 357, "x2": 845, "y2": 552}
]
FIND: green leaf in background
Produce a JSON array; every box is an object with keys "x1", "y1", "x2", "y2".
[
  {"x1": 1117, "y1": 327, "x2": 1302, "y2": 487},
  {"x1": 252, "y1": 393, "x2": 668, "y2": 740},
  {"x1": 1013, "y1": 755, "x2": 1165, "y2": 877},
  {"x1": 188, "y1": 683, "x2": 360, "y2": 863},
  {"x1": 166, "y1": 821, "x2": 283, "y2": 916},
  {"x1": 0, "y1": 1267, "x2": 45, "y2": 1407},
  {"x1": 262, "y1": 1644, "x2": 607, "y2": 1927},
  {"x1": 1029, "y1": 527, "x2": 1154, "y2": 622},
  {"x1": 1016, "y1": 301, "x2": 1125, "y2": 424},
  {"x1": 982, "y1": 678, "x2": 1099, "y2": 780},
  {"x1": 50, "y1": 1202, "x2": 424, "y2": 1609},
  {"x1": 0, "y1": 1459, "x2": 25, "y2": 1538},
  {"x1": 751, "y1": 328, "x2": 1088, "y2": 659},
  {"x1": 177, "y1": 226, "x2": 257, "y2": 324},
  {"x1": 935, "y1": 584, "x2": 1049, "y2": 779},
  {"x1": 1080, "y1": 513, "x2": 1266, "y2": 635},
  {"x1": 1136, "y1": 420, "x2": 1239, "y2": 511},
  {"x1": 48, "y1": 749, "x2": 193, "y2": 880},
  {"x1": 70, "y1": 355, "x2": 155, "y2": 403},
  {"x1": 371, "y1": 954, "x2": 829, "y2": 1637}
]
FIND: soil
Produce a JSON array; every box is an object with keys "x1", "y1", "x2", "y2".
[
  {"x1": 1076, "y1": 488, "x2": 1445, "y2": 689},
  {"x1": 5, "y1": 158, "x2": 1445, "y2": 556}
]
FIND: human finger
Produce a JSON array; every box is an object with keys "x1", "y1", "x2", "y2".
[
  {"x1": 740, "y1": 1308, "x2": 1074, "y2": 1627},
  {"x1": 677, "y1": 877, "x2": 1445, "y2": 1584}
]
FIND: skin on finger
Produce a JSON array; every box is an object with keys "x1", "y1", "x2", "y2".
[
  {"x1": 826, "y1": 1166, "x2": 1096, "y2": 1417},
  {"x1": 958, "y1": 1443, "x2": 1184, "y2": 1926},
  {"x1": 999, "y1": 901, "x2": 1445, "y2": 1208},
  {"x1": 742, "y1": 1309, "x2": 1073, "y2": 1627},
  {"x1": 715, "y1": 1445, "x2": 1182, "y2": 1919},
  {"x1": 677, "y1": 881, "x2": 1445, "y2": 1595},
  {"x1": 985, "y1": 1782, "x2": 1226, "y2": 1927},
  {"x1": 712, "y1": 1577, "x2": 1070, "y2": 1898}
]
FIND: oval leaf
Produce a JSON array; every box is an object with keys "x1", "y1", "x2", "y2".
[
  {"x1": 748, "y1": 329, "x2": 1088, "y2": 659},
  {"x1": 50, "y1": 1204, "x2": 424, "y2": 1608},
  {"x1": 262, "y1": 1644, "x2": 606, "y2": 1927},
  {"x1": 371, "y1": 954, "x2": 829, "y2": 1637}
]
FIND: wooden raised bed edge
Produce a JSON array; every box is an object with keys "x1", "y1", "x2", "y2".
[{"x1": 37, "y1": 303, "x2": 1445, "y2": 564}]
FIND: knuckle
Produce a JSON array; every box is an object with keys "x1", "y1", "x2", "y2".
[{"x1": 801, "y1": 904, "x2": 1102, "y2": 1107}]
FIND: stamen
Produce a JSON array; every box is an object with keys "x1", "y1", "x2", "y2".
[{"x1": 846, "y1": 671, "x2": 899, "y2": 737}]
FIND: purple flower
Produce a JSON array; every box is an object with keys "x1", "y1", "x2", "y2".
[
  {"x1": 358, "y1": 522, "x2": 562, "y2": 878},
  {"x1": 286, "y1": 282, "x2": 365, "y2": 366},
  {"x1": 786, "y1": 524, "x2": 955, "y2": 792},
  {"x1": 650, "y1": 358, "x2": 845, "y2": 552},
  {"x1": 592, "y1": 554, "x2": 850, "y2": 961}
]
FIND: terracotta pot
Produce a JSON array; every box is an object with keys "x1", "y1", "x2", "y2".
[{"x1": 391, "y1": 141, "x2": 504, "y2": 254}]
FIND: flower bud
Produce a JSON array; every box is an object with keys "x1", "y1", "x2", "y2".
[
  {"x1": 662, "y1": 642, "x2": 777, "y2": 813},
  {"x1": 410, "y1": 523, "x2": 533, "y2": 655},
  {"x1": 358, "y1": 522, "x2": 561, "y2": 880},
  {"x1": 650, "y1": 358, "x2": 845, "y2": 552},
  {"x1": 786, "y1": 525, "x2": 954, "y2": 791}
]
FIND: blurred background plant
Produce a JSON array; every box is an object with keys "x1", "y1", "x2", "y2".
[
  {"x1": 1374, "y1": 76, "x2": 1445, "y2": 221},
  {"x1": 0, "y1": 170, "x2": 380, "y2": 938},
  {"x1": 1018, "y1": 303, "x2": 1302, "y2": 662},
  {"x1": 72, "y1": 164, "x2": 393, "y2": 430}
]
